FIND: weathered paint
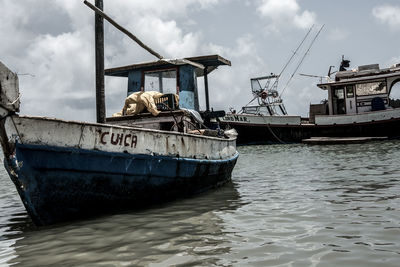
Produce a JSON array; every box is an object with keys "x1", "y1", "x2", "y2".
[
  {"x1": 179, "y1": 64, "x2": 199, "y2": 110},
  {"x1": 0, "y1": 61, "x2": 20, "y2": 117},
  {"x1": 9, "y1": 143, "x2": 238, "y2": 225},
  {"x1": 2, "y1": 115, "x2": 238, "y2": 225},
  {"x1": 127, "y1": 70, "x2": 142, "y2": 95},
  {"x1": 0, "y1": 58, "x2": 238, "y2": 225},
  {"x1": 4, "y1": 116, "x2": 237, "y2": 160}
]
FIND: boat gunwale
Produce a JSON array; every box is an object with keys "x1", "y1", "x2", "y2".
[
  {"x1": 15, "y1": 115, "x2": 236, "y2": 143},
  {"x1": 223, "y1": 117, "x2": 400, "y2": 127}
]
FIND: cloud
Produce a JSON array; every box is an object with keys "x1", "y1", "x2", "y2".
[
  {"x1": 327, "y1": 28, "x2": 349, "y2": 41},
  {"x1": 372, "y1": 5, "x2": 400, "y2": 29},
  {"x1": 0, "y1": 0, "x2": 223, "y2": 121},
  {"x1": 257, "y1": 0, "x2": 316, "y2": 31},
  {"x1": 1, "y1": 0, "x2": 318, "y2": 120},
  {"x1": 134, "y1": 17, "x2": 201, "y2": 58},
  {"x1": 199, "y1": 35, "x2": 268, "y2": 111}
]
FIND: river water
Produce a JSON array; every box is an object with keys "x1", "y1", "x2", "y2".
[{"x1": 1, "y1": 141, "x2": 400, "y2": 266}]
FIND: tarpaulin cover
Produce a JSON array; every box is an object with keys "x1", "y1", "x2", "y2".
[{"x1": 113, "y1": 91, "x2": 178, "y2": 117}]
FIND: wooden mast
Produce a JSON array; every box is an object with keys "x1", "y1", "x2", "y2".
[
  {"x1": 204, "y1": 67, "x2": 210, "y2": 111},
  {"x1": 84, "y1": 0, "x2": 164, "y2": 60},
  {"x1": 95, "y1": 0, "x2": 105, "y2": 123}
]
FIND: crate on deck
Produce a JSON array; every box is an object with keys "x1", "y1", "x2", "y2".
[{"x1": 155, "y1": 94, "x2": 178, "y2": 111}]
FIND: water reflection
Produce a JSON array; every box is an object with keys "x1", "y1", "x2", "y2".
[{"x1": 5, "y1": 182, "x2": 242, "y2": 266}]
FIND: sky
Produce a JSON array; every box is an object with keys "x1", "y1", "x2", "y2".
[{"x1": 1, "y1": 0, "x2": 400, "y2": 121}]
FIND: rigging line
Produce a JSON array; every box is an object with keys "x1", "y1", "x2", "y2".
[
  {"x1": 279, "y1": 24, "x2": 325, "y2": 98},
  {"x1": 270, "y1": 25, "x2": 314, "y2": 91},
  {"x1": 242, "y1": 25, "x2": 314, "y2": 112},
  {"x1": 278, "y1": 25, "x2": 315, "y2": 78},
  {"x1": 241, "y1": 95, "x2": 258, "y2": 110}
]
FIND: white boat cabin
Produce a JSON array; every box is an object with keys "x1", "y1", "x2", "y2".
[{"x1": 316, "y1": 62, "x2": 400, "y2": 117}]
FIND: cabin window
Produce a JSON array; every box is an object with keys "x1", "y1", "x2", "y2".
[
  {"x1": 332, "y1": 87, "x2": 346, "y2": 114},
  {"x1": 144, "y1": 69, "x2": 178, "y2": 94},
  {"x1": 356, "y1": 81, "x2": 386, "y2": 96},
  {"x1": 334, "y1": 88, "x2": 345, "y2": 99},
  {"x1": 346, "y1": 85, "x2": 354, "y2": 98},
  {"x1": 243, "y1": 106, "x2": 258, "y2": 114}
]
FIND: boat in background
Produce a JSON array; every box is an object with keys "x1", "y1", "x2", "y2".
[
  {"x1": 0, "y1": 2, "x2": 237, "y2": 226},
  {"x1": 221, "y1": 57, "x2": 400, "y2": 145}
]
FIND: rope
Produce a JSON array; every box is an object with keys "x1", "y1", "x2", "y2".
[
  {"x1": 10, "y1": 115, "x2": 23, "y2": 144},
  {"x1": 157, "y1": 102, "x2": 205, "y2": 133},
  {"x1": 261, "y1": 115, "x2": 285, "y2": 144}
]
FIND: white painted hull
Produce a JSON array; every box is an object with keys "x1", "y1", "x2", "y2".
[
  {"x1": 3, "y1": 115, "x2": 237, "y2": 160},
  {"x1": 222, "y1": 108, "x2": 400, "y2": 127},
  {"x1": 222, "y1": 113, "x2": 301, "y2": 126},
  {"x1": 220, "y1": 109, "x2": 400, "y2": 144},
  {"x1": 314, "y1": 108, "x2": 400, "y2": 125}
]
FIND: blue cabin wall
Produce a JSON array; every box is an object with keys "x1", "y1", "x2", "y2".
[
  {"x1": 126, "y1": 65, "x2": 199, "y2": 111},
  {"x1": 179, "y1": 65, "x2": 199, "y2": 111},
  {"x1": 127, "y1": 70, "x2": 142, "y2": 95}
]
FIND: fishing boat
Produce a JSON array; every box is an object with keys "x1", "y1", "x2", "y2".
[
  {"x1": 0, "y1": 2, "x2": 238, "y2": 226},
  {"x1": 221, "y1": 57, "x2": 400, "y2": 145}
]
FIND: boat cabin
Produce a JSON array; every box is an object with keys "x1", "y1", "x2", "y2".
[
  {"x1": 313, "y1": 62, "x2": 400, "y2": 119},
  {"x1": 104, "y1": 54, "x2": 230, "y2": 130}
]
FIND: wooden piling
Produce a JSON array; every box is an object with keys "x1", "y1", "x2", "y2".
[
  {"x1": 95, "y1": 0, "x2": 105, "y2": 123},
  {"x1": 204, "y1": 67, "x2": 210, "y2": 111}
]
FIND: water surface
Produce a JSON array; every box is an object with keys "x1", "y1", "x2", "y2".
[{"x1": 1, "y1": 141, "x2": 400, "y2": 266}]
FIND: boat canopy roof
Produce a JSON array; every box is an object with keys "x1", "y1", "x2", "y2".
[
  {"x1": 317, "y1": 63, "x2": 400, "y2": 90},
  {"x1": 105, "y1": 54, "x2": 231, "y2": 78}
]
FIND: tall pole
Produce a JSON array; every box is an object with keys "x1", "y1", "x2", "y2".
[
  {"x1": 95, "y1": 0, "x2": 105, "y2": 123},
  {"x1": 204, "y1": 67, "x2": 210, "y2": 111},
  {"x1": 84, "y1": 0, "x2": 163, "y2": 60}
]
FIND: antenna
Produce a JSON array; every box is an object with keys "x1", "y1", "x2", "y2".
[
  {"x1": 280, "y1": 24, "x2": 325, "y2": 98},
  {"x1": 299, "y1": 73, "x2": 327, "y2": 83}
]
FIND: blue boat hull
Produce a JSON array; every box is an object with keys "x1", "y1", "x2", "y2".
[{"x1": 6, "y1": 143, "x2": 238, "y2": 225}]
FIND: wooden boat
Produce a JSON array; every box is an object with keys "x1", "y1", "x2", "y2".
[
  {"x1": 0, "y1": 57, "x2": 237, "y2": 226},
  {"x1": 0, "y1": 3, "x2": 238, "y2": 226},
  {"x1": 221, "y1": 57, "x2": 400, "y2": 145}
]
